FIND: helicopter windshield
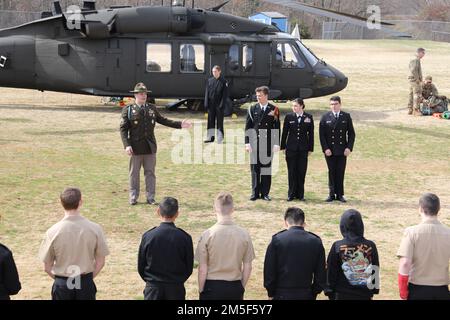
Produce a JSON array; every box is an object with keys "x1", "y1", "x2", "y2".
[{"x1": 296, "y1": 40, "x2": 319, "y2": 67}]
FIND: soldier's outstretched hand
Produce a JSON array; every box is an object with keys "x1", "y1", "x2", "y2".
[{"x1": 181, "y1": 119, "x2": 192, "y2": 129}]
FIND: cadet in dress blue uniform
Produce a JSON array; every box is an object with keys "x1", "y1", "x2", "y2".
[
  {"x1": 264, "y1": 207, "x2": 326, "y2": 300},
  {"x1": 138, "y1": 197, "x2": 194, "y2": 300},
  {"x1": 319, "y1": 96, "x2": 355, "y2": 203},
  {"x1": 281, "y1": 98, "x2": 314, "y2": 201},
  {"x1": 245, "y1": 86, "x2": 280, "y2": 201}
]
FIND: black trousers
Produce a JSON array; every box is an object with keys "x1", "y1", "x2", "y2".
[
  {"x1": 207, "y1": 106, "x2": 224, "y2": 141},
  {"x1": 250, "y1": 161, "x2": 272, "y2": 198},
  {"x1": 144, "y1": 283, "x2": 186, "y2": 300},
  {"x1": 52, "y1": 273, "x2": 96, "y2": 300},
  {"x1": 325, "y1": 155, "x2": 347, "y2": 197},
  {"x1": 273, "y1": 288, "x2": 315, "y2": 300},
  {"x1": 408, "y1": 283, "x2": 450, "y2": 300},
  {"x1": 286, "y1": 150, "x2": 308, "y2": 199},
  {"x1": 200, "y1": 280, "x2": 244, "y2": 300}
]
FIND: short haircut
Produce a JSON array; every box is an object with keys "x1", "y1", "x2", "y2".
[
  {"x1": 417, "y1": 48, "x2": 426, "y2": 53},
  {"x1": 212, "y1": 65, "x2": 221, "y2": 71},
  {"x1": 284, "y1": 207, "x2": 305, "y2": 225},
  {"x1": 255, "y1": 86, "x2": 269, "y2": 96},
  {"x1": 419, "y1": 193, "x2": 440, "y2": 216},
  {"x1": 60, "y1": 188, "x2": 82, "y2": 210},
  {"x1": 293, "y1": 98, "x2": 305, "y2": 109},
  {"x1": 330, "y1": 96, "x2": 341, "y2": 104},
  {"x1": 159, "y1": 197, "x2": 179, "y2": 218},
  {"x1": 215, "y1": 192, "x2": 234, "y2": 215}
]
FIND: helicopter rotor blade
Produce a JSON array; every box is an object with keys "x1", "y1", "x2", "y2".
[{"x1": 260, "y1": 0, "x2": 411, "y2": 37}]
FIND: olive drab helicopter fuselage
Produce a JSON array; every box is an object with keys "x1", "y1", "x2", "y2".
[{"x1": 0, "y1": 1, "x2": 348, "y2": 110}]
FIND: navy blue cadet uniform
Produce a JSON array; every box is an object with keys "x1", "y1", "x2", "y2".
[
  {"x1": 0, "y1": 244, "x2": 21, "y2": 300},
  {"x1": 281, "y1": 112, "x2": 314, "y2": 200},
  {"x1": 138, "y1": 222, "x2": 194, "y2": 300},
  {"x1": 319, "y1": 111, "x2": 355, "y2": 200},
  {"x1": 245, "y1": 103, "x2": 281, "y2": 199},
  {"x1": 263, "y1": 227, "x2": 326, "y2": 300}
]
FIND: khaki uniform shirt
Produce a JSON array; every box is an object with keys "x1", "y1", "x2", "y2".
[
  {"x1": 397, "y1": 219, "x2": 450, "y2": 286},
  {"x1": 39, "y1": 215, "x2": 110, "y2": 277},
  {"x1": 195, "y1": 220, "x2": 255, "y2": 281},
  {"x1": 409, "y1": 57, "x2": 423, "y2": 82}
]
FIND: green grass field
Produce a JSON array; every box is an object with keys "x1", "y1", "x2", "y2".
[{"x1": 0, "y1": 40, "x2": 449, "y2": 300}]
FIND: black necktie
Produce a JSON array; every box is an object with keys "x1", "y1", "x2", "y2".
[{"x1": 335, "y1": 113, "x2": 339, "y2": 120}]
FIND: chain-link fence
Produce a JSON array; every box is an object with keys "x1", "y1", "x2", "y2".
[{"x1": 322, "y1": 20, "x2": 450, "y2": 42}]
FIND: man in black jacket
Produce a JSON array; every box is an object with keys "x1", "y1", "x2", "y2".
[
  {"x1": 204, "y1": 65, "x2": 229, "y2": 144},
  {"x1": 264, "y1": 207, "x2": 326, "y2": 300},
  {"x1": 120, "y1": 83, "x2": 192, "y2": 205},
  {"x1": 281, "y1": 98, "x2": 314, "y2": 201},
  {"x1": 0, "y1": 243, "x2": 21, "y2": 300},
  {"x1": 138, "y1": 197, "x2": 194, "y2": 300},
  {"x1": 245, "y1": 86, "x2": 281, "y2": 201},
  {"x1": 326, "y1": 209, "x2": 380, "y2": 300},
  {"x1": 319, "y1": 96, "x2": 355, "y2": 203}
]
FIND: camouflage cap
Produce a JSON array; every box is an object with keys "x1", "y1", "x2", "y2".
[
  {"x1": 130, "y1": 82, "x2": 152, "y2": 93},
  {"x1": 425, "y1": 75, "x2": 432, "y2": 81}
]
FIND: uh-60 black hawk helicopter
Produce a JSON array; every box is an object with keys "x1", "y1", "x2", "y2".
[{"x1": 0, "y1": 0, "x2": 349, "y2": 113}]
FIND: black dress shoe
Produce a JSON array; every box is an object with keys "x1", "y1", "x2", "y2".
[
  {"x1": 249, "y1": 196, "x2": 258, "y2": 201},
  {"x1": 262, "y1": 195, "x2": 271, "y2": 201},
  {"x1": 337, "y1": 196, "x2": 347, "y2": 203},
  {"x1": 147, "y1": 199, "x2": 158, "y2": 205},
  {"x1": 298, "y1": 197, "x2": 306, "y2": 202},
  {"x1": 325, "y1": 196, "x2": 335, "y2": 202},
  {"x1": 130, "y1": 200, "x2": 138, "y2": 206},
  {"x1": 287, "y1": 197, "x2": 295, "y2": 202},
  {"x1": 204, "y1": 137, "x2": 215, "y2": 143}
]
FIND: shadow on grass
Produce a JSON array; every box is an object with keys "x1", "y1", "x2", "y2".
[
  {"x1": 366, "y1": 122, "x2": 450, "y2": 139},
  {"x1": 0, "y1": 104, "x2": 121, "y2": 114},
  {"x1": 25, "y1": 128, "x2": 117, "y2": 136},
  {"x1": 0, "y1": 117, "x2": 34, "y2": 123}
]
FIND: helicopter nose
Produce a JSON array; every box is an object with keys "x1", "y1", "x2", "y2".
[
  {"x1": 313, "y1": 66, "x2": 348, "y2": 97},
  {"x1": 333, "y1": 69, "x2": 348, "y2": 92}
]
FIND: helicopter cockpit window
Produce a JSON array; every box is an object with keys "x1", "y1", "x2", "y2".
[
  {"x1": 242, "y1": 44, "x2": 253, "y2": 73},
  {"x1": 146, "y1": 43, "x2": 172, "y2": 72},
  {"x1": 228, "y1": 45, "x2": 239, "y2": 71},
  {"x1": 296, "y1": 40, "x2": 319, "y2": 67},
  {"x1": 276, "y1": 43, "x2": 306, "y2": 69},
  {"x1": 180, "y1": 44, "x2": 205, "y2": 73}
]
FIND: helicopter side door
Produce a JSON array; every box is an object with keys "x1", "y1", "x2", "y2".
[
  {"x1": 224, "y1": 42, "x2": 270, "y2": 99},
  {"x1": 136, "y1": 39, "x2": 207, "y2": 99},
  {"x1": 271, "y1": 40, "x2": 313, "y2": 100}
]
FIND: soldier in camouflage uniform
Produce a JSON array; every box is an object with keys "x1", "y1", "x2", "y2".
[
  {"x1": 408, "y1": 48, "x2": 425, "y2": 116},
  {"x1": 420, "y1": 76, "x2": 448, "y2": 115}
]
